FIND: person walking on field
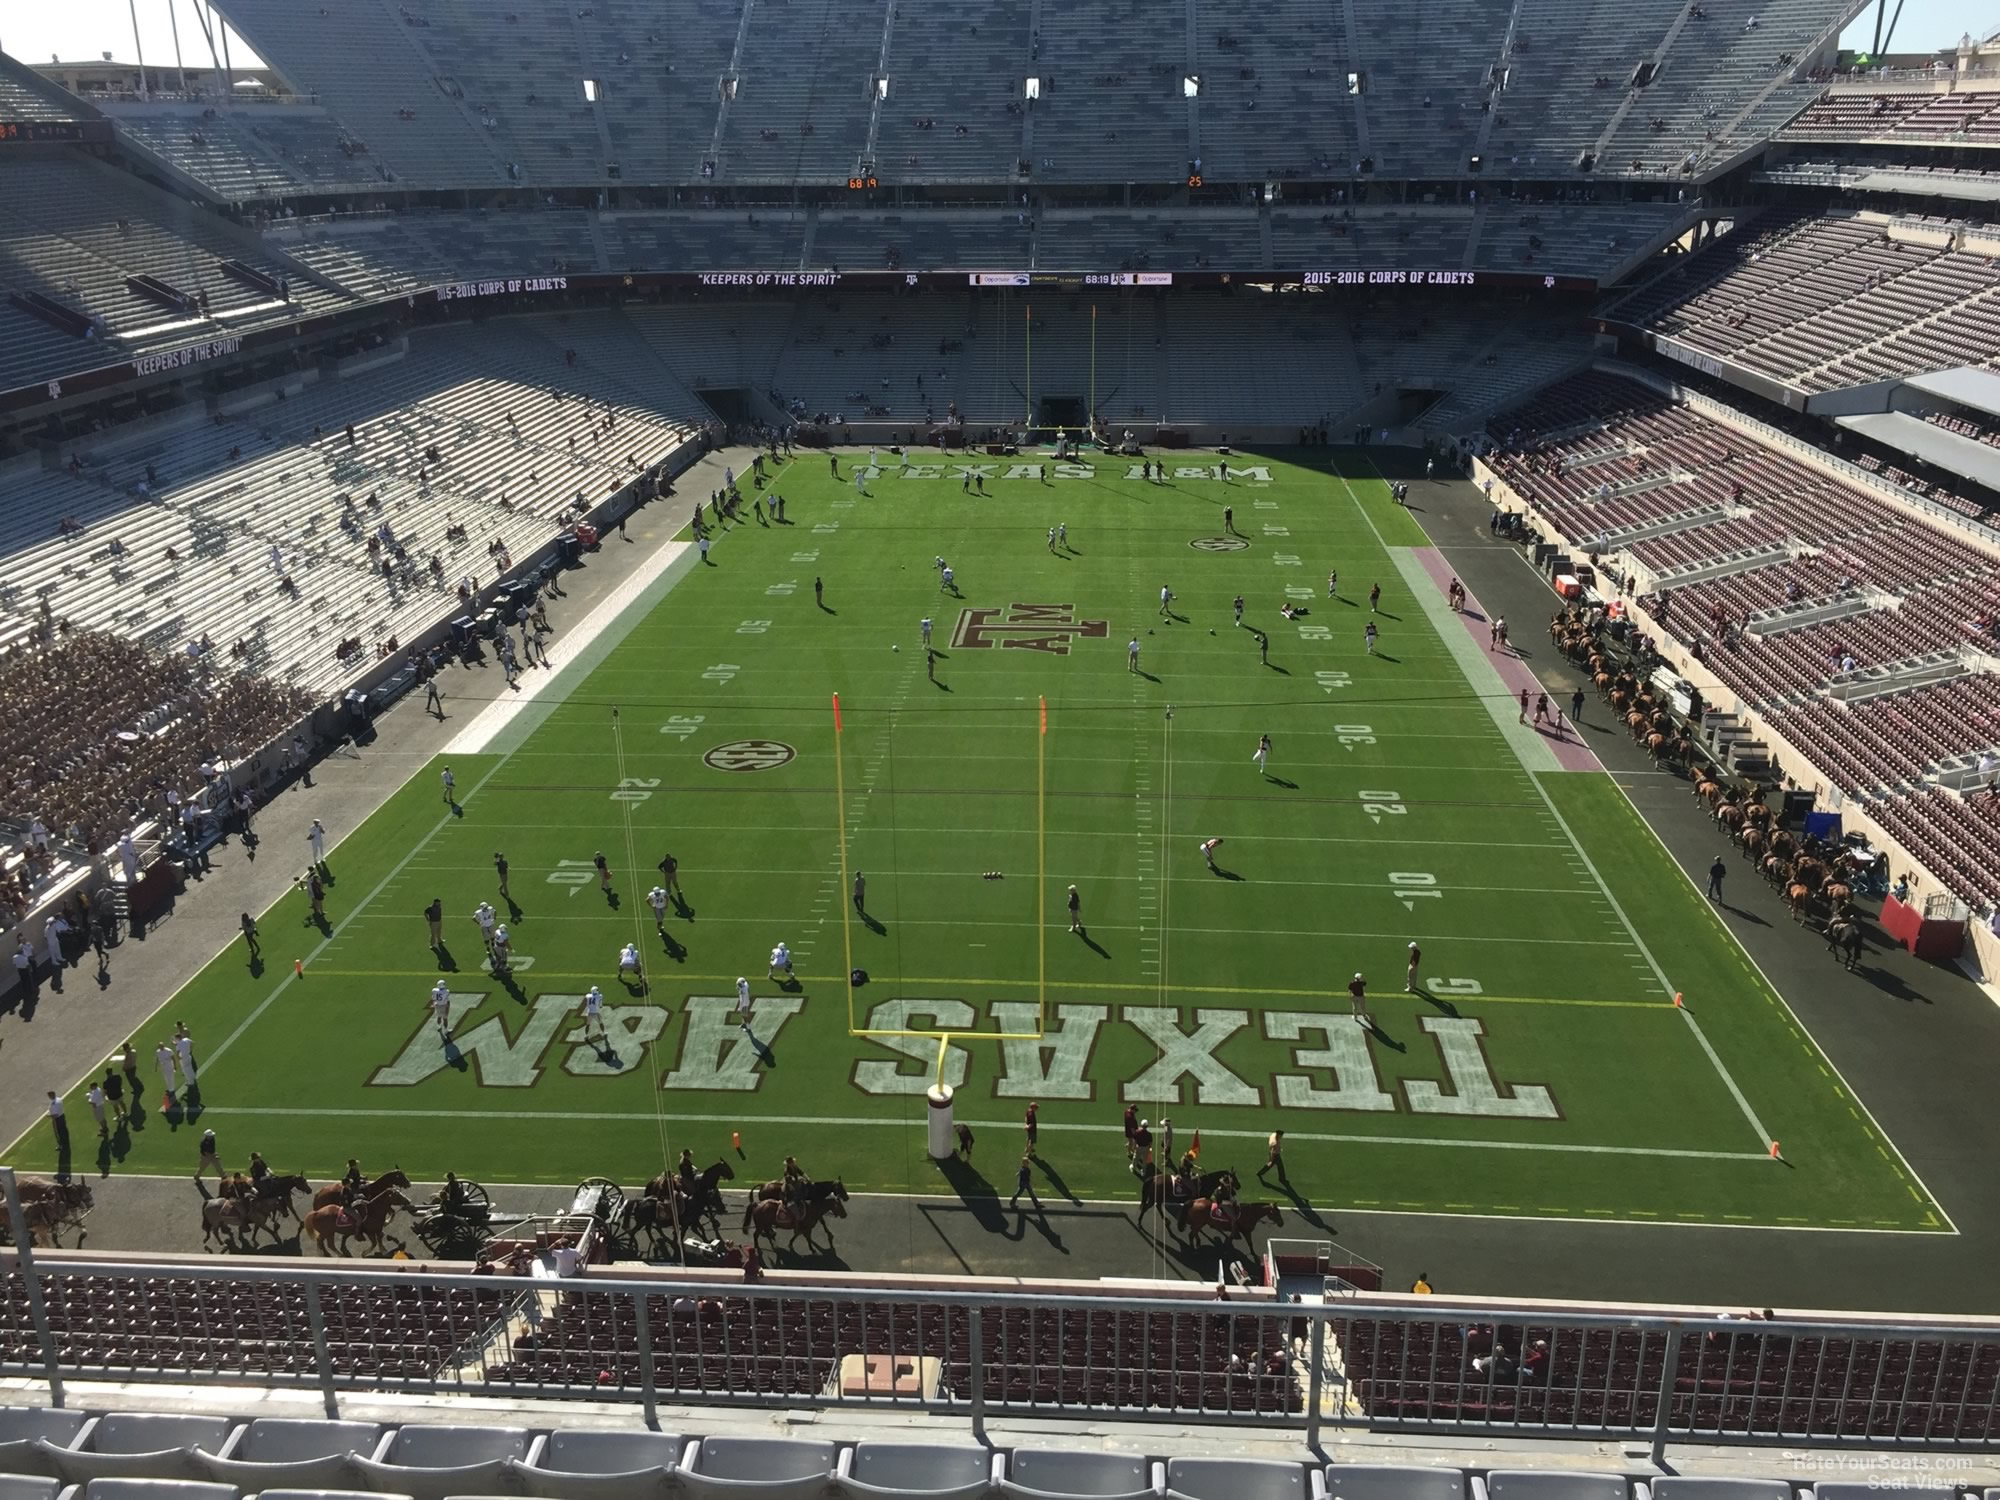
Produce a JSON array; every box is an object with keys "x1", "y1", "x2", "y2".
[
  {"x1": 46, "y1": 1092, "x2": 68, "y2": 1153},
  {"x1": 1406, "y1": 941, "x2": 1423, "y2": 992},
  {"x1": 156, "y1": 1041, "x2": 178, "y2": 1108},
  {"x1": 1011, "y1": 1154, "x2": 1037, "y2": 1208},
  {"x1": 1025, "y1": 1101, "x2": 1039, "y2": 1156},
  {"x1": 1253, "y1": 733, "x2": 1271, "y2": 777},
  {"x1": 1708, "y1": 854, "x2": 1727, "y2": 901},
  {"x1": 1257, "y1": 1129, "x2": 1286, "y2": 1185},
  {"x1": 1348, "y1": 972, "x2": 1370, "y2": 1027},
  {"x1": 1067, "y1": 884, "x2": 1083, "y2": 933},
  {"x1": 852, "y1": 870, "x2": 866, "y2": 914}
]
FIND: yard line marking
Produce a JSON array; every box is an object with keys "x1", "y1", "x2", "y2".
[
  {"x1": 351, "y1": 871, "x2": 1609, "y2": 899},
  {"x1": 1522, "y1": 768, "x2": 1773, "y2": 1149},
  {"x1": 306, "y1": 969, "x2": 1663, "y2": 1008},
  {"x1": 203, "y1": 760, "x2": 515, "y2": 1077},
  {"x1": 325, "y1": 914, "x2": 1641, "y2": 944},
  {"x1": 178, "y1": 1105, "x2": 1772, "y2": 1163},
  {"x1": 397, "y1": 829, "x2": 1576, "y2": 851},
  {"x1": 1602, "y1": 781, "x2": 1959, "y2": 1232}
]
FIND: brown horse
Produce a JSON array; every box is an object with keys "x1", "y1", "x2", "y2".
[
  {"x1": 312, "y1": 1168, "x2": 409, "y2": 1211},
  {"x1": 742, "y1": 1194, "x2": 846, "y2": 1253},
  {"x1": 303, "y1": 1187, "x2": 414, "y2": 1256},
  {"x1": 1785, "y1": 882, "x2": 1814, "y2": 923},
  {"x1": 220, "y1": 1172, "x2": 310, "y2": 1220},
  {"x1": 200, "y1": 1193, "x2": 296, "y2": 1251},
  {"x1": 1183, "y1": 1198, "x2": 1283, "y2": 1245}
]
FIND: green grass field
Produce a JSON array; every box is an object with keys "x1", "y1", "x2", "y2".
[{"x1": 10, "y1": 449, "x2": 1948, "y2": 1232}]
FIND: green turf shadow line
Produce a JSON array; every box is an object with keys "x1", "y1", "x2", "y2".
[
  {"x1": 1388, "y1": 549, "x2": 1561, "y2": 773},
  {"x1": 447, "y1": 539, "x2": 697, "y2": 759}
]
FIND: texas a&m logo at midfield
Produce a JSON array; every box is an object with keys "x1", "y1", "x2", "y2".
[{"x1": 952, "y1": 603, "x2": 1111, "y2": 655}]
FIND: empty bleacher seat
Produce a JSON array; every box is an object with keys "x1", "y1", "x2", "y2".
[
  {"x1": 504, "y1": 1430, "x2": 682, "y2": 1500},
  {"x1": 47, "y1": 1418, "x2": 240, "y2": 1486},
  {"x1": 1168, "y1": 1456, "x2": 1308, "y2": 1500},
  {"x1": 841, "y1": 1441, "x2": 1000, "y2": 1498},
  {"x1": 0, "y1": 1412, "x2": 89, "y2": 1475},
  {"x1": 1487, "y1": 1475, "x2": 1628, "y2": 1500},
  {"x1": 1646, "y1": 1483, "x2": 1789, "y2": 1500},
  {"x1": 1325, "y1": 1467, "x2": 1468, "y2": 1500},
  {"x1": 193, "y1": 1420, "x2": 386, "y2": 1490},
  {"x1": 349, "y1": 1427, "x2": 529, "y2": 1500},
  {"x1": 1003, "y1": 1449, "x2": 1160, "y2": 1499},
  {"x1": 83, "y1": 1482, "x2": 239, "y2": 1500},
  {"x1": 679, "y1": 1437, "x2": 839, "y2": 1500},
  {"x1": 0, "y1": 1479, "x2": 63, "y2": 1500}
]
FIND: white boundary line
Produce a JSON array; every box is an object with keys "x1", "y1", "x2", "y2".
[
  {"x1": 78, "y1": 1172, "x2": 1954, "y2": 1236},
  {"x1": 1524, "y1": 769, "x2": 1774, "y2": 1152},
  {"x1": 1336, "y1": 459, "x2": 1774, "y2": 1152},
  {"x1": 1599, "y1": 767, "x2": 1959, "y2": 1234},
  {"x1": 175, "y1": 1106, "x2": 1768, "y2": 1162},
  {"x1": 1472, "y1": 534, "x2": 1953, "y2": 1231},
  {"x1": 442, "y1": 538, "x2": 695, "y2": 756}
]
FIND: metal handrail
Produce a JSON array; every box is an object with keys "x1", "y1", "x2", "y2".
[{"x1": 7, "y1": 1170, "x2": 2000, "y2": 1461}]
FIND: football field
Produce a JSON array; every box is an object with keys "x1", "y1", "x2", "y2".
[{"x1": 10, "y1": 449, "x2": 1949, "y2": 1234}]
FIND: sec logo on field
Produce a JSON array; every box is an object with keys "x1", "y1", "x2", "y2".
[
  {"x1": 1191, "y1": 536, "x2": 1249, "y2": 552},
  {"x1": 702, "y1": 739, "x2": 798, "y2": 773}
]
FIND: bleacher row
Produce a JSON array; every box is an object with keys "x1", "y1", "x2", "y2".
[
  {"x1": 1487, "y1": 371, "x2": 2000, "y2": 910},
  {"x1": 17, "y1": 315, "x2": 700, "y2": 703},
  {"x1": 23, "y1": 1411, "x2": 1986, "y2": 1500},
  {"x1": 110, "y1": 0, "x2": 1840, "y2": 189},
  {"x1": 1336, "y1": 1313, "x2": 2000, "y2": 1441},
  {"x1": 485, "y1": 1293, "x2": 1299, "y2": 1415},
  {"x1": 1781, "y1": 86, "x2": 2000, "y2": 143},
  {"x1": 0, "y1": 155, "x2": 1679, "y2": 396},
  {"x1": 0, "y1": 154, "x2": 360, "y2": 394},
  {"x1": 1609, "y1": 211, "x2": 2000, "y2": 393}
]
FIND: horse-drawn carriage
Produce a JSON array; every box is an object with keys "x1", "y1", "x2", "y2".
[
  {"x1": 3, "y1": 1176, "x2": 92, "y2": 1247},
  {"x1": 410, "y1": 1176, "x2": 496, "y2": 1255}
]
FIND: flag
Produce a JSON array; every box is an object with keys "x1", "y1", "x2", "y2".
[{"x1": 1189, "y1": 1129, "x2": 1201, "y2": 1160}]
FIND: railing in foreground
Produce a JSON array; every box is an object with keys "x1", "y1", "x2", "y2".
[{"x1": 3, "y1": 1245, "x2": 1998, "y2": 1459}]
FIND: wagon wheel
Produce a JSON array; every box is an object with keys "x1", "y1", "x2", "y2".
[
  {"x1": 459, "y1": 1179, "x2": 492, "y2": 1211},
  {"x1": 601, "y1": 1221, "x2": 640, "y2": 1260},
  {"x1": 576, "y1": 1176, "x2": 625, "y2": 1217}
]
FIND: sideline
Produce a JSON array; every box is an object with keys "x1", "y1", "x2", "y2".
[{"x1": 443, "y1": 539, "x2": 695, "y2": 757}]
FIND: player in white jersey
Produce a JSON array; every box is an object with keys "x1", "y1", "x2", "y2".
[
  {"x1": 735, "y1": 976, "x2": 754, "y2": 1027},
  {"x1": 430, "y1": 980, "x2": 452, "y2": 1038},
  {"x1": 618, "y1": 942, "x2": 643, "y2": 983},
  {"x1": 474, "y1": 901, "x2": 497, "y2": 953},
  {"x1": 582, "y1": 985, "x2": 606, "y2": 1041},
  {"x1": 769, "y1": 942, "x2": 794, "y2": 981},
  {"x1": 490, "y1": 924, "x2": 512, "y2": 973},
  {"x1": 920, "y1": 616, "x2": 933, "y2": 647},
  {"x1": 647, "y1": 885, "x2": 669, "y2": 925}
]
